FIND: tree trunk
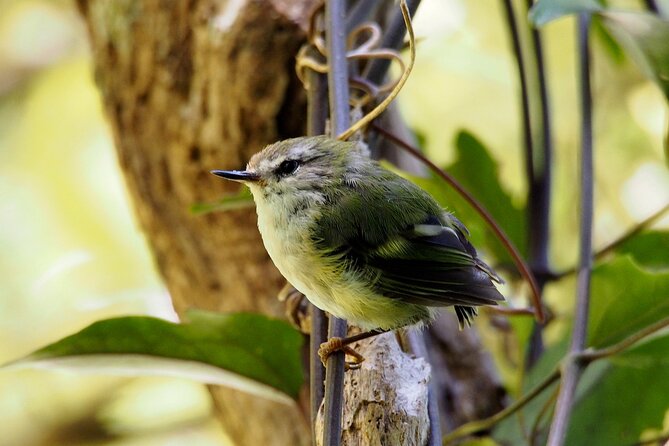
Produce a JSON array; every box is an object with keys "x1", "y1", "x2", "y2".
[{"x1": 76, "y1": 1, "x2": 316, "y2": 444}]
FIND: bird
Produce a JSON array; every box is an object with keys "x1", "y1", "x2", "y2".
[{"x1": 211, "y1": 135, "x2": 504, "y2": 366}]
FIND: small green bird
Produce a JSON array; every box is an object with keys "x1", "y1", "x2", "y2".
[{"x1": 212, "y1": 136, "x2": 504, "y2": 365}]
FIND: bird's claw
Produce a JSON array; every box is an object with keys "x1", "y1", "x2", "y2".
[{"x1": 318, "y1": 337, "x2": 365, "y2": 370}]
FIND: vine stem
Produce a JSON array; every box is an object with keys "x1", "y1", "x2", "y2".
[
  {"x1": 373, "y1": 124, "x2": 545, "y2": 323},
  {"x1": 551, "y1": 202, "x2": 669, "y2": 280},
  {"x1": 578, "y1": 317, "x2": 669, "y2": 363},
  {"x1": 546, "y1": 14, "x2": 593, "y2": 446}
]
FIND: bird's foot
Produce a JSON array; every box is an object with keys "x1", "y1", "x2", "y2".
[
  {"x1": 318, "y1": 337, "x2": 365, "y2": 370},
  {"x1": 278, "y1": 283, "x2": 310, "y2": 334}
]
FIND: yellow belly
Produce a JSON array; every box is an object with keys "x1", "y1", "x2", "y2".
[{"x1": 253, "y1": 190, "x2": 434, "y2": 330}]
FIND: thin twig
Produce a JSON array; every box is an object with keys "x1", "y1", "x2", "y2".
[
  {"x1": 529, "y1": 385, "x2": 559, "y2": 446},
  {"x1": 337, "y1": 0, "x2": 415, "y2": 141},
  {"x1": 442, "y1": 368, "x2": 561, "y2": 444},
  {"x1": 578, "y1": 316, "x2": 669, "y2": 363},
  {"x1": 546, "y1": 14, "x2": 594, "y2": 446},
  {"x1": 374, "y1": 124, "x2": 546, "y2": 323},
  {"x1": 595, "y1": 202, "x2": 669, "y2": 258},
  {"x1": 322, "y1": 1, "x2": 350, "y2": 445},
  {"x1": 551, "y1": 201, "x2": 669, "y2": 280}
]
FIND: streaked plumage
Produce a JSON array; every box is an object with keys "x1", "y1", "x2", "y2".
[{"x1": 214, "y1": 136, "x2": 504, "y2": 331}]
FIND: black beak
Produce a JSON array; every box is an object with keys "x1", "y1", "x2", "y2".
[{"x1": 210, "y1": 170, "x2": 260, "y2": 182}]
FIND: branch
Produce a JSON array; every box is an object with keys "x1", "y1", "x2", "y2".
[
  {"x1": 373, "y1": 124, "x2": 545, "y2": 323},
  {"x1": 551, "y1": 202, "x2": 669, "y2": 281},
  {"x1": 578, "y1": 317, "x2": 669, "y2": 363},
  {"x1": 529, "y1": 385, "x2": 560, "y2": 446},
  {"x1": 322, "y1": 1, "x2": 350, "y2": 445},
  {"x1": 546, "y1": 14, "x2": 594, "y2": 446}
]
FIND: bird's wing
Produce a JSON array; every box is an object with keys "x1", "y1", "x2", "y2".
[
  {"x1": 364, "y1": 217, "x2": 505, "y2": 308},
  {"x1": 312, "y1": 168, "x2": 504, "y2": 318}
]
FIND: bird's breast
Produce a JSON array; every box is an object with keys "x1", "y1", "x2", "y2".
[{"x1": 253, "y1": 191, "x2": 327, "y2": 293}]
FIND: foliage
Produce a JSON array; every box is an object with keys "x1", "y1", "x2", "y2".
[
  {"x1": 613, "y1": 230, "x2": 669, "y2": 270},
  {"x1": 4, "y1": 311, "x2": 304, "y2": 401},
  {"x1": 588, "y1": 256, "x2": 669, "y2": 348}
]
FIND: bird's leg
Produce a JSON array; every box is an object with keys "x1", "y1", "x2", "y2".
[{"x1": 318, "y1": 329, "x2": 389, "y2": 369}]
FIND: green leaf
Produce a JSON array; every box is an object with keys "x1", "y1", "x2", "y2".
[
  {"x1": 601, "y1": 11, "x2": 669, "y2": 101},
  {"x1": 567, "y1": 334, "x2": 669, "y2": 445},
  {"x1": 614, "y1": 230, "x2": 669, "y2": 270},
  {"x1": 529, "y1": 0, "x2": 603, "y2": 27},
  {"x1": 588, "y1": 256, "x2": 669, "y2": 348},
  {"x1": 447, "y1": 131, "x2": 527, "y2": 265},
  {"x1": 4, "y1": 310, "x2": 304, "y2": 401},
  {"x1": 190, "y1": 188, "x2": 254, "y2": 215}
]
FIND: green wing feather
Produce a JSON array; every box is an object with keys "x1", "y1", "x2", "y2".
[{"x1": 311, "y1": 162, "x2": 504, "y2": 326}]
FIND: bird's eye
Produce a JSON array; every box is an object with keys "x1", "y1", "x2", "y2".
[{"x1": 276, "y1": 159, "x2": 299, "y2": 176}]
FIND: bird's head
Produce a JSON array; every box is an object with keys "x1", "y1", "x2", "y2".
[{"x1": 211, "y1": 136, "x2": 368, "y2": 204}]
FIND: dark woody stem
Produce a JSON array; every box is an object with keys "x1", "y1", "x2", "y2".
[
  {"x1": 546, "y1": 14, "x2": 594, "y2": 446},
  {"x1": 321, "y1": 1, "x2": 350, "y2": 445}
]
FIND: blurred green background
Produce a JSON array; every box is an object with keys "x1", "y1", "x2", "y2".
[{"x1": 0, "y1": 0, "x2": 667, "y2": 444}]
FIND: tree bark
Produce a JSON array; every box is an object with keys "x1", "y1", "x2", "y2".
[
  {"x1": 76, "y1": 0, "x2": 316, "y2": 444},
  {"x1": 315, "y1": 332, "x2": 431, "y2": 446}
]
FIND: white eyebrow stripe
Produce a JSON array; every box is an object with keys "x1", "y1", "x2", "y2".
[{"x1": 413, "y1": 224, "x2": 444, "y2": 237}]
